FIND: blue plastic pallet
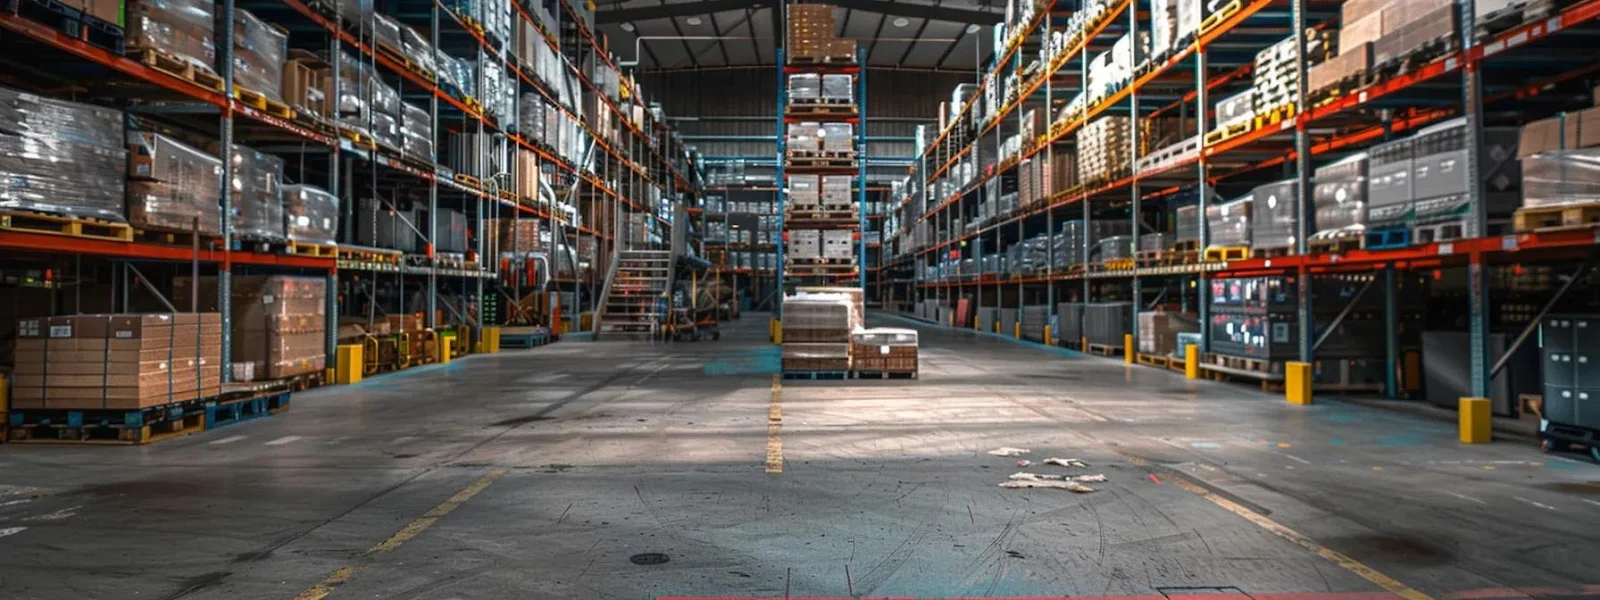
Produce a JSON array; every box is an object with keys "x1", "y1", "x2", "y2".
[
  {"x1": 7, "y1": 398, "x2": 206, "y2": 444},
  {"x1": 204, "y1": 391, "x2": 292, "y2": 430},
  {"x1": 851, "y1": 370, "x2": 918, "y2": 380},
  {"x1": 1364, "y1": 226, "x2": 1411, "y2": 250}
]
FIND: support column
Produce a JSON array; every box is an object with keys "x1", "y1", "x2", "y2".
[
  {"x1": 217, "y1": 0, "x2": 235, "y2": 382},
  {"x1": 1293, "y1": 0, "x2": 1314, "y2": 364}
]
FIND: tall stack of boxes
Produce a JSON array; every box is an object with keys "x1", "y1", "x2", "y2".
[
  {"x1": 786, "y1": 4, "x2": 857, "y2": 61},
  {"x1": 1518, "y1": 92, "x2": 1600, "y2": 213},
  {"x1": 1078, "y1": 116, "x2": 1131, "y2": 184},
  {"x1": 13, "y1": 314, "x2": 223, "y2": 409},
  {"x1": 0, "y1": 86, "x2": 126, "y2": 222},
  {"x1": 179, "y1": 276, "x2": 328, "y2": 381},
  {"x1": 125, "y1": 132, "x2": 222, "y2": 233}
]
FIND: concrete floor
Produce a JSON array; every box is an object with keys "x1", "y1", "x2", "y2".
[{"x1": 1, "y1": 314, "x2": 1598, "y2": 600}]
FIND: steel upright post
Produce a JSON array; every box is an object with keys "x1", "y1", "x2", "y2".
[
  {"x1": 1196, "y1": 48, "x2": 1210, "y2": 352},
  {"x1": 859, "y1": 48, "x2": 869, "y2": 291},
  {"x1": 217, "y1": 0, "x2": 235, "y2": 382},
  {"x1": 775, "y1": 46, "x2": 786, "y2": 312},
  {"x1": 1293, "y1": 0, "x2": 1314, "y2": 363},
  {"x1": 1461, "y1": 0, "x2": 1491, "y2": 398}
]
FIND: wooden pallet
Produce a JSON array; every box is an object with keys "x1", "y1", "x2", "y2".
[
  {"x1": 1411, "y1": 218, "x2": 1471, "y2": 245},
  {"x1": 1169, "y1": 239, "x2": 1199, "y2": 253},
  {"x1": 782, "y1": 370, "x2": 850, "y2": 380},
  {"x1": 785, "y1": 154, "x2": 856, "y2": 169},
  {"x1": 1204, "y1": 120, "x2": 1251, "y2": 146},
  {"x1": 1199, "y1": 0, "x2": 1242, "y2": 34},
  {"x1": 1252, "y1": 103, "x2": 1297, "y2": 130},
  {"x1": 787, "y1": 103, "x2": 858, "y2": 117},
  {"x1": 134, "y1": 226, "x2": 221, "y2": 247},
  {"x1": 786, "y1": 256, "x2": 856, "y2": 265},
  {"x1": 336, "y1": 126, "x2": 377, "y2": 150},
  {"x1": 6, "y1": 398, "x2": 210, "y2": 445},
  {"x1": 1203, "y1": 245, "x2": 1248, "y2": 262},
  {"x1": 787, "y1": 54, "x2": 857, "y2": 65},
  {"x1": 1307, "y1": 234, "x2": 1363, "y2": 254},
  {"x1": 1, "y1": 209, "x2": 133, "y2": 241},
  {"x1": 128, "y1": 47, "x2": 224, "y2": 92},
  {"x1": 1086, "y1": 343, "x2": 1123, "y2": 357},
  {"x1": 1101, "y1": 258, "x2": 1136, "y2": 271},
  {"x1": 1135, "y1": 353, "x2": 1171, "y2": 369},
  {"x1": 233, "y1": 85, "x2": 294, "y2": 120},
  {"x1": 376, "y1": 40, "x2": 437, "y2": 82},
  {"x1": 454, "y1": 173, "x2": 483, "y2": 189},
  {"x1": 1514, "y1": 202, "x2": 1600, "y2": 232},
  {"x1": 786, "y1": 263, "x2": 859, "y2": 277},
  {"x1": 1251, "y1": 246, "x2": 1294, "y2": 258}
]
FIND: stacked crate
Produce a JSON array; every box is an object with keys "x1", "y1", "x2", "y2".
[
  {"x1": 1249, "y1": 179, "x2": 1300, "y2": 254},
  {"x1": 126, "y1": 132, "x2": 223, "y2": 234},
  {"x1": 1252, "y1": 31, "x2": 1333, "y2": 118},
  {"x1": 1310, "y1": 153, "x2": 1369, "y2": 242},
  {"x1": 12, "y1": 314, "x2": 223, "y2": 410},
  {"x1": 781, "y1": 291, "x2": 857, "y2": 372},
  {"x1": 1078, "y1": 116, "x2": 1131, "y2": 185},
  {"x1": 850, "y1": 328, "x2": 919, "y2": 374},
  {"x1": 1138, "y1": 311, "x2": 1200, "y2": 356},
  {"x1": 177, "y1": 275, "x2": 328, "y2": 381},
  {"x1": 787, "y1": 4, "x2": 857, "y2": 61},
  {"x1": 1206, "y1": 196, "x2": 1253, "y2": 248}
]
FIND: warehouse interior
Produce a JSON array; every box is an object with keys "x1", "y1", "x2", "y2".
[{"x1": 2, "y1": 0, "x2": 1600, "y2": 598}]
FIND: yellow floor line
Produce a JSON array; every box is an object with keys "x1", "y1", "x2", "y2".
[
  {"x1": 766, "y1": 374, "x2": 783, "y2": 474},
  {"x1": 293, "y1": 469, "x2": 507, "y2": 600},
  {"x1": 1170, "y1": 477, "x2": 1433, "y2": 600}
]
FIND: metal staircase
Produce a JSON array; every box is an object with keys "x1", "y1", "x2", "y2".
[{"x1": 596, "y1": 249, "x2": 674, "y2": 339}]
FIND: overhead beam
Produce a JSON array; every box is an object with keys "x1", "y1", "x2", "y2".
[
  {"x1": 596, "y1": 0, "x2": 1002, "y2": 25},
  {"x1": 597, "y1": 0, "x2": 772, "y2": 24}
]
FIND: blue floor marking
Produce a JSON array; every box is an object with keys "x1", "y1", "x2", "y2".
[{"x1": 703, "y1": 345, "x2": 780, "y2": 376}]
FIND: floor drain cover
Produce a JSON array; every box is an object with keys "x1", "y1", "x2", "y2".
[{"x1": 629, "y1": 553, "x2": 670, "y2": 565}]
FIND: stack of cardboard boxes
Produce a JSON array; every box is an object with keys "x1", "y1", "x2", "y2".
[
  {"x1": 177, "y1": 276, "x2": 327, "y2": 381},
  {"x1": 850, "y1": 329, "x2": 919, "y2": 374},
  {"x1": 1078, "y1": 116, "x2": 1131, "y2": 184},
  {"x1": 1519, "y1": 91, "x2": 1600, "y2": 210},
  {"x1": 13, "y1": 314, "x2": 223, "y2": 410},
  {"x1": 786, "y1": 4, "x2": 857, "y2": 62}
]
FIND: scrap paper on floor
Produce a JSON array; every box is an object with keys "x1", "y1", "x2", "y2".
[
  {"x1": 1042, "y1": 457, "x2": 1087, "y2": 468},
  {"x1": 987, "y1": 447, "x2": 1031, "y2": 456}
]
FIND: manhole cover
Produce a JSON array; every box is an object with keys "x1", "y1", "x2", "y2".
[{"x1": 630, "y1": 553, "x2": 670, "y2": 565}]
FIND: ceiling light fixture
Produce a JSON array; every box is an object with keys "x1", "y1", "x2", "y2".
[
  {"x1": 892, "y1": 17, "x2": 909, "y2": 27},
  {"x1": 966, "y1": 23, "x2": 980, "y2": 34},
  {"x1": 686, "y1": 16, "x2": 703, "y2": 25},
  {"x1": 620, "y1": 22, "x2": 635, "y2": 31}
]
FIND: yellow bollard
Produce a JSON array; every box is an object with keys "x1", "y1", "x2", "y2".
[
  {"x1": 1014, "y1": 322, "x2": 1021, "y2": 339},
  {"x1": 334, "y1": 344, "x2": 364, "y2": 385},
  {"x1": 1044, "y1": 325, "x2": 1053, "y2": 345},
  {"x1": 1080, "y1": 336, "x2": 1088, "y2": 351},
  {"x1": 1286, "y1": 361, "x2": 1313, "y2": 405},
  {"x1": 1185, "y1": 344, "x2": 1200, "y2": 379},
  {"x1": 1124, "y1": 334, "x2": 1135, "y2": 364},
  {"x1": 436, "y1": 336, "x2": 453, "y2": 365},
  {"x1": 771, "y1": 318, "x2": 782, "y2": 344},
  {"x1": 479, "y1": 326, "x2": 501, "y2": 353},
  {"x1": 1459, "y1": 397, "x2": 1492, "y2": 443}
]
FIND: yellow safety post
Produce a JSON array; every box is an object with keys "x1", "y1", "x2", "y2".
[
  {"x1": 1044, "y1": 325, "x2": 1053, "y2": 345},
  {"x1": 1014, "y1": 322, "x2": 1021, "y2": 339},
  {"x1": 436, "y1": 336, "x2": 453, "y2": 365},
  {"x1": 1459, "y1": 397, "x2": 1492, "y2": 443},
  {"x1": 334, "y1": 344, "x2": 363, "y2": 385},
  {"x1": 1185, "y1": 344, "x2": 1199, "y2": 379},
  {"x1": 1286, "y1": 361, "x2": 1313, "y2": 405},
  {"x1": 771, "y1": 318, "x2": 782, "y2": 344},
  {"x1": 481, "y1": 326, "x2": 500, "y2": 353},
  {"x1": 1124, "y1": 334, "x2": 1135, "y2": 363}
]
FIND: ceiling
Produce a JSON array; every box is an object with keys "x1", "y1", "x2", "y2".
[{"x1": 595, "y1": 0, "x2": 1003, "y2": 71}]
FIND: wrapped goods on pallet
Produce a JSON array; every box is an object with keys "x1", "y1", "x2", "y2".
[
  {"x1": 12, "y1": 313, "x2": 223, "y2": 409},
  {"x1": 1150, "y1": 0, "x2": 1178, "y2": 57},
  {"x1": 402, "y1": 103, "x2": 435, "y2": 161},
  {"x1": 1367, "y1": 136, "x2": 1414, "y2": 224},
  {"x1": 797, "y1": 287, "x2": 864, "y2": 331},
  {"x1": 283, "y1": 53, "x2": 331, "y2": 120},
  {"x1": 1085, "y1": 302, "x2": 1133, "y2": 347},
  {"x1": 1097, "y1": 235, "x2": 1134, "y2": 261},
  {"x1": 227, "y1": 145, "x2": 286, "y2": 241},
  {"x1": 823, "y1": 229, "x2": 854, "y2": 260},
  {"x1": 1521, "y1": 148, "x2": 1600, "y2": 208},
  {"x1": 1078, "y1": 116, "x2": 1131, "y2": 183},
  {"x1": 373, "y1": 14, "x2": 404, "y2": 54},
  {"x1": 1176, "y1": 0, "x2": 1202, "y2": 41},
  {"x1": 1206, "y1": 195, "x2": 1253, "y2": 247},
  {"x1": 128, "y1": 0, "x2": 215, "y2": 74},
  {"x1": 336, "y1": 0, "x2": 374, "y2": 25},
  {"x1": 1308, "y1": 43, "x2": 1371, "y2": 96},
  {"x1": 821, "y1": 122, "x2": 854, "y2": 153},
  {"x1": 788, "y1": 122, "x2": 822, "y2": 153},
  {"x1": 1176, "y1": 204, "x2": 1200, "y2": 246},
  {"x1": 790, "y1": 175, "x2": 820, "y2": 207},
  {"x1": 1021, "y1": 305, "x2": 1050, "y2": 341},
  {"x1": 977, "y1": 307, "x2": 997, "y2": 330},
  {"x1": 1372, "y1": 3, "x2": 1457, "y2": 69},
  {"x1": 495, "y1": 218, "x2": 546, "y2": 253},
  {"x1": 1411, "y1": 118, "x2": 1520, "y2": 224},
  {"x1": 1138, "y1": 311, "x2": 1199, "y2": 355},
  {"x1": 400, "y1": 21, "x2": 438, "y2": 77},
  {"x1": 1139, "y1": 232, "x2": 1172, "y2": 253},
  {"x1": 782, "y1": 343, "x2": 851, "y2": 371},
  {"x1": 370, "y1": 74, "x2": 401, "y2": 117},
  {"x1": 0, "y1": 87, "x2": 126, "y2": 221},
  {"x1": 1215, "y1": 91, "x2": 1254, "y2": 128},
  {"x1": 282, "y1": 184, "x2": 338, "y2": 245},
  {"x1": 1340, "y1": 4, "x2": 1384, "y2": 49},
  {"x1": 1000, "y1": 309, "x2": 1019, "y2": 338},
  {"x1": 434, "y1": 209, "x2": 469, "y2": 253},
  {"x1": 371, "y1": 111, "x2": 401, "y2": 151},
  {"x1": 1250, "y1": 179, "x2": 1299, "y2": 252},
  {"x1": 851, "y1": 328, "x2": 918, "y2": 372},
  {"x1": 1056, "y1": 302, "x2": 1084, "y2": 343},
  {"x1": 790, "y1": 229, "x2": 821, "y2": 259},
  {"x1": 1209, "y1": 312, "x2": 1298, "y2": 358},
  {"x1": 1312, "y1": 153, "x2": 1368, "y2": 238},
  {"x1": 233, "y1": 9, "x2": 288, "y2": 102},
  {"x1": 822, "y1": 175, "x2": 852, "y2": 206},
  {"x1": 126, "y1": 132, "x2": 222, "y2": 234},
  {"x1": 1518, "y1": 106, "x2": 1600, "y2": 158},
  {"x1": 333, "y1": 52, "x2": 373, "y2": 133},
  {"x1": 788, "y1": 73, "x2": 821, "y2": 102},
  {"x1": 437, "y1": 52, "x2": 476, "y2": 100},
  {"x1": 179, "y1": 276, "x2": 326, "y2": 380},
  {"x1": 782, "y1": 294, "x2": 854, "y2": 343},
  {"x1": 356, "y1": 198, "x2": 417, "y2": 252},
  {"x1": 822, "y1": 74, "x2": 854, "y2": 103}
]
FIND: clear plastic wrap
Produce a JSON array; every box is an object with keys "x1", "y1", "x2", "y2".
[
  {"x1": 282, "y1": 184, "x2": 338, "y2": 245},
  {"x1": 820, "y1": 122, "x2": 853, "y2": 153},
  {"x1": 1176, "y1": 204, "x2": 1199, "y2": 245},
  {"x1": 790, "y1": 174, "x2": 819, "y2": 207},
  {"x1": 1098, "y1": 235, "x2": 1134, "y2": 261},
  {"x1": 788, "y1": 74, "x2": 820, "y2": 102},
  {"x1": 437, "y1": 53, "x2": 476, "y2": 100},
  {"x1": 371, "y1": 111, "x2": 401, "y2": 150},
  {"x1": 337, "y1": 0, "x2": 374, "y2": 25},
  {"x1": 788, "y1": 122, "x2": 821, "y2": 153},
  {"x1": 1206, "y1": 196, "x2": 1253, "y2": 247},
  {"x1": 370, "y1": 74, "x2": 401, "y2": 117},
  {"x1": 335, "y1": 51, "x2": 372, "y2": 134},
  {"x1": 0, "y1": 87, "x2": 126, "y2": 221},
  {"x1": 233, "y1": 9, "x2": 288, "y2": 102},
  {"x1": 232, "y1": 276, "x2": 327, "y2": 379},
  {"x1": 228, "y1": 145, "x2": 285, "y2": 241},
  {"x1": 373, "y1": 14, "x2": 404, "y2": 53},
  {"x1": 1521, "y1": 148, "x2": 1600, "y2": 208},
  {"x1": 128, "y1": 0, "x2": 215, "y2": 75},
  {"x1": 400, "y1": 23, "x2": 438, "y2": 77},
  {"x1": 1139, "y1": 232, "x2": 1172, "y2": 252},
  {"x1": 1250, "y1": 179, "x2": 1299, "y2": 251},
  {"x1": 402, "y1": 103, "x2": 434, "y2": 161},
  {"x1": 1312, "y1": 153, "x2": 1368, "y2": 238},
  {"x1": 821, "y1": 74, "x2": 854, "y2": 103},
  {"x1": 126, "y1": 131, "x2": 222, "y2": 233},
  {"x1": 851, "y1": 328, "x2": 917, "y2": 346}
]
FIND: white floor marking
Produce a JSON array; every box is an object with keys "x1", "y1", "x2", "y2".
[
  {"x1": 326, "y1": 436, "x2": 351, "y2": 445},
  {"x1": 1281, "y1": 453, "x2": 1312, "y2": 464},
  {"x1": 265, "y1": 436, "x2": 303, "y2": 446},
  {"x1": 0, "y1": 527, "x2": 25, "y2": 539},
  {"x1": 0, "y1": 499, "x2": 32, "y2": 508},
  {"x1": 1583, "y1": 499, "x2": 1600, "y2": 508},
  {"x1": 391, "y1": 436, "x2": 420, "y2": 445},
  {"x1": 23, "y1": 505, "x2": 79, "y2": 521},
  {"x1": 208, "y1": 435, "x2": 248, "y2": 445},
  {"x1": 1445, "y1": 492, "x2": 1486, "y2": 505},
  {"x1": 1513, "y1": 496, "x2": 1557, "y2": 511}
]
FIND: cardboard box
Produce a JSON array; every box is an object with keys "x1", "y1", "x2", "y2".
[
  {"x1": 1518, "y1": 108, "x2": 1600, "y2": 158},
  {"x1": 1340, "y1": 10, "x2": 1384, "y2": 49},
  {"x1": 80, "y1": 0, "x2": 124, "y2": 26},
  {"x1": 283, "y1": 55, "x2": 332, "y2": 120}
]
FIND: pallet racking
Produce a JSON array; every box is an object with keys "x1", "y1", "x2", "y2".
[
  {"x1": 886, "y1": 0, "x2": 1600, "y2": 403},
  {"x1": 0, "y1": 0, "x2": 693, "y2": 387}
]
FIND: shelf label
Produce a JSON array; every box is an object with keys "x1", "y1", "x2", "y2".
[
  {"x1": 1483, "y1": 40, "x2": 1504, "y2": 56},
  {"x1": 1502, "y1": 235, "x2": 1518, "y2": 251},
  {"x1": 1358, "y1": 90, "x2": 1369, "y2": 104},
  {"x1": 1445, "y1": 57, "x2": 1459, "y2": 71},
  {"x1": 1438, "y1": 242, "x2": 1454, "y2": 255}
]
